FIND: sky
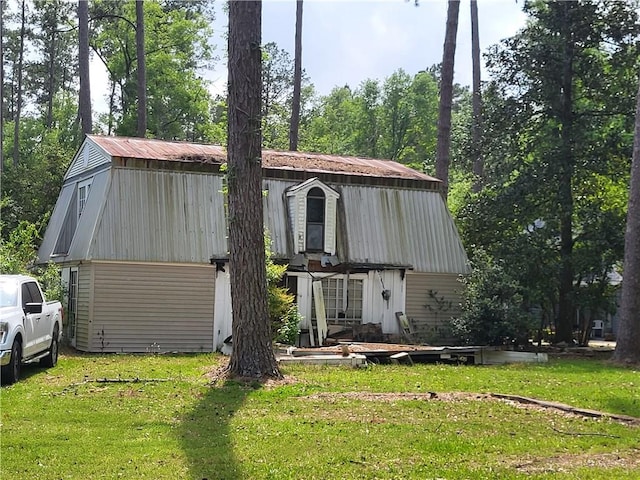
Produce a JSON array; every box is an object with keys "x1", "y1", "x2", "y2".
[{"x1": 91, "y1": 0, "x2": 529, "y2": 112}]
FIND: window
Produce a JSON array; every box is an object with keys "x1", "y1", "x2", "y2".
[
  {"x1": 286, "y1": 178, "x2": 340, "y2": 255},
  {"x1": 78, "y1": 179, "x2": 92, "y2": 218},
  {"x1": 312, "y1": 277, "x2": 363, "y2": 326},
  {"x1": 306, "y1": 188, "x2": 325, "y2": 251},
  {"x1": 21, "y1": 282, "x2": 43, "y2": 309}
]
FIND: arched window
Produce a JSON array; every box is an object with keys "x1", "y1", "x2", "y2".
[{"x1": 306, "y1": 187, "x2": 325, "y2": 251}]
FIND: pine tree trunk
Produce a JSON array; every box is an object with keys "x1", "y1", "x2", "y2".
[
  {"x1": 135, "y1": 0, "x2": 146, "y2": 137},
  {"x1": 613, "y1": 78, "x2": 640, "y2": 364},
  {"x1": 0, "y1": 0, "x2": 4, "y2": 172},
  {"x1": 555, "y1": 2, "x2": 575, "y2": 344},
  {"x1": 78, "y1": 0, "x2": 92, "y2": 136},
  {"x1": 289, "y1": 0, "x2": 303, "y2": 151},
  {"x1": 435, "y1": 0, "x2": 460, "y2": 198},
  {"x1": 470, "y1": 0, "x2": 483, "y2": 192},
  {"x1": 12, "y1": 0, "x2": 26, "y2": 166},
  {"x1": 227, "y1": 0, "x2": 281, "y2": 379}
]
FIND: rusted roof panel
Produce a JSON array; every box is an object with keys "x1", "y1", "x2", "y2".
[
  {"x1": 88, "y1": 135, "x2": 227, "y2": 164},
  {"x1": 87, "y1": 135, "x2": 440, "y2": 183}
]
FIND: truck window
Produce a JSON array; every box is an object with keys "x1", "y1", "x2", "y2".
[
  {"x1": 26, "y1": 282, "x2": 44, "y2": 304},
  {"x1": 21, "y1": 284, "x2": 33, "y2": 308}
]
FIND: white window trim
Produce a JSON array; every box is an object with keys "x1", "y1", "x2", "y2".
[{"x1": 286, "y1": 178, "x2": 340, "y2": 255}]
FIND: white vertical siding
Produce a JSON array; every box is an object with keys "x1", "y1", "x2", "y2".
[
  {"x1": 405, "y1": 272, "x2": 465, "y2": 344},
  {"x1": 213, "y1": 266, "x2": 232, "y2": 350},
  {"x1": 86, "y1": 262, "x2": 215, "y2": 352},
  {"x1": 363, "y1": 270, "x2": 405, "y2": 334}
]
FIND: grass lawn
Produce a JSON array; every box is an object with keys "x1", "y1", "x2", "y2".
[{"x1": 1, "y1": 350, "x2": 638, "y2": 479}]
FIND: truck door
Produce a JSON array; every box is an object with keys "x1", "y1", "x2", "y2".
[{"x1": 21, "y1": 283, "x2": 41, "y2": 357}]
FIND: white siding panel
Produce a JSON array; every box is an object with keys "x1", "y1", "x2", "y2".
[
  {"x1": 88, "y1": 262, "x2": 214, "y2": 352},
  {"x1": 91, "y1": 169, "x2": 227, "y2": 262},
  {"x1": 405, "y1": 272, "x2": 465, "y2": 344},
  {"x1": 213, "y1": 266, "x2": 232, "y2": 350}
]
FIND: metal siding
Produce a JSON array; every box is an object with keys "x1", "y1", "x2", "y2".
[
  {"x1": 262, "y1": 180, "x2": 468, "y2": 273},
  {"x1": 88, "y1": 262, "x2": 215, "y2": 352},
  {"x1": 66, "y1": 170, "x2": 111, "y2": 261},
  {"x1": 405, "y1": 272, "x2": 464, "y2": 344},
  {"x1": 37, "y1": 184, "x2": 75, "y2": 263},
  {"x1": 341, "y1": 186, "x2": 469, "y2": 273},
  {"x1": 263, "y1": 180, "x2": 291, "y2": 257},
  {"x1": 91, "y1": 169, "x2": 227, "y2": 262}
]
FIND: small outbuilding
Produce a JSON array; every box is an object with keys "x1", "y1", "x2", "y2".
[{"x1": 38, "y1": 135, "x2": 469, "y2": 352}]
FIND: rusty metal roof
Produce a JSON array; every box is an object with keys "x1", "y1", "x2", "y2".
[{"x1": 88, "y1": 135, "x2": 440, "y2": 183}]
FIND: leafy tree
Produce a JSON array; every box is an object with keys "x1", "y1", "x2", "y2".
[
  {"x1": 227, "y1": 0, "x2": 280, "y2": 379},
  {"x1": 1, "y1": 120, "x2": 75, "y2": 239},
  {"x1": 451, "y1": 249, "x2": 535, "y2": 346},
  {"x1": 469, "y1": 0, "x2": 640, "y2": 343},
  {"x1": 91, "y1": 0, "x2": 216, "y2": 140},
  {"x1": 302, "y1": 85, "x2": 359, "y2": 155},
  {"x1": 29, "y1": 0, "x2": 77, "y2": 130},
  {"x1": 301, "y1": 69, "x2": 442, "y2": 171}
]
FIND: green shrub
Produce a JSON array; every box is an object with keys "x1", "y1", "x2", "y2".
[
  {"x1": 451, "y1": 250, "x2": 535, "y2": 346},
  {"x1": 274, "y1": 305, "x2": 302, "y2": 345},
  {"x1": 265, "y1": 235, "x2": 301, "y2": 345}
]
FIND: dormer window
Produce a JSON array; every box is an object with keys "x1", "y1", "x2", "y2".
[
  {"x1": 286, "y1": 178, "x2": 340, "y2": 255},
  {"x1": 306, "y1": 188, "x2": 325, "y2": 251}
]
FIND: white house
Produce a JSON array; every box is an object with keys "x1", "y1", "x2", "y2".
[{"x1": 38, "y1": 135, "x2": 469, "y2": 352}]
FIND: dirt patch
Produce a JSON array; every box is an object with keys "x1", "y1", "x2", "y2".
[
  {"x1": 510, "y1": 451, "x2": 640, "y2": 473},
  {"x1": 204, "y1": 360, "x2": 297, "y2": 388},
  {"x1": 299, "y1": 391, "x2": 640, "y2": 425}
]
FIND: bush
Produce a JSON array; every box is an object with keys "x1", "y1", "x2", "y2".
[
  {"x1": 274, "y1": 305, "x2": 302, "y2": 345},
  {"x1": 451, "y1": 250, "x2": 535, "y2": 346},
  {"x1": 265, "y1": 236, "x2": 301, "y2": 345}
]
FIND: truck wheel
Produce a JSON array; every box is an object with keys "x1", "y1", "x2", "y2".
[
  {"x1": 1, "y1": 340, "x2": 21, "y2": 385},
  {"x1": 40, "y1": 325, "x2": 59, "y2": 368}
]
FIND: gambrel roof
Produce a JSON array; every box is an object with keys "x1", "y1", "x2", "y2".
[{"x1": 39, "y1": 136, "x2": 468, "y2": 274}]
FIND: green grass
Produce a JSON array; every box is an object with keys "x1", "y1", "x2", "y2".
[{"x1": 1, "y1": 351, "x2": 638, "y2": 479}]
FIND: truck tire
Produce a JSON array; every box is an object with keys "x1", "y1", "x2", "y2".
[
  {"x1": 40, "y1": 325, "x2": 59, "y2": 368},
  {"x1": 1, "y1": 339, "x2": 21, "y2": 385}
]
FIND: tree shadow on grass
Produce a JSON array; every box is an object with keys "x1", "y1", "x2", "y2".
[{"x1": 179, "y1": 374, "x2": 258, "y2": 480}]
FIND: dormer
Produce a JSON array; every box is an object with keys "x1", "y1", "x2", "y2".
[{"x1": 286, "y1": 178, "x2": 340, "y2": 255}]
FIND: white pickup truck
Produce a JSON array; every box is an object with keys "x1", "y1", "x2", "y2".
[{"x1": 0, "y1": 275, "x2": 63, "y2": 385}]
